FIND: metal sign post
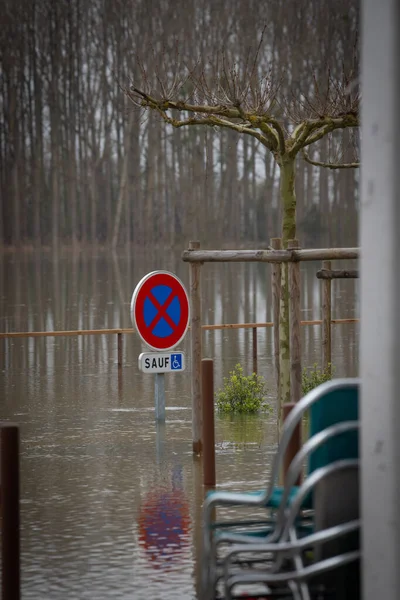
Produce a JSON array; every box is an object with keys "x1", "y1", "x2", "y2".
[
  {"x1": 131, "y1": 271, "x2": 190, "y2": 421},
  {"x1": 154, "y1": 373, "x2": 165, "y2": 421}
]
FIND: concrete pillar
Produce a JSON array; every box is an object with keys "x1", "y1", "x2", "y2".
[{"x1": 360, "y1": 1, "x2": 400, "y2": 598}]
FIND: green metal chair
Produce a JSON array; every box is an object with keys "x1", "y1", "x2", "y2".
[
  {"x1": 202, "y1": 379, "x2": 360, "y2": 598},
  {"x1": 222, "y1": 457, "x2": 360, "y2": 600},
  {"x1": 212, "y1": 422, "x2": 360, "y2": 599}
]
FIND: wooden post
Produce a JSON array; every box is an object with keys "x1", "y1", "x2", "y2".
[
  {"x1": 117, "y1": 332, "x2": 123, "y2": 368},
  {"x1": 189, "y1": 241, "x2": 202, "y2": 454},
  {"x1": 117, "y1": 333, "x2": 123, "y2": 398},
  {"x1": 322, "y1": 260, "x2": 332, "y2": 373},
  {"x1": 271, "y1": 238, "x2": 282, "y2": 400},
  {"x1": 192, "y1": 456, "x2": 203, "y2": 600},
  {"x1": 118, "y1": 368, "x2": 123, "y2": 400},
  {"x1": 288, "y1": 240, "x2": 302, "y2": 404},
  {"x1": 1, "y1": 424, "x2": 20, "y2": 600},
  {"x1": 252, "y1": 327, "x2": 257, "y2": 375},
  {"x1": 202, "y1": 359, "x2": 216, "y2": 487},
  {"x1": 282, "y1": 403, "x2": 301, "y2": 484}
]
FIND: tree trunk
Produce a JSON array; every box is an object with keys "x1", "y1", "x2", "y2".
[
  {"x1": 112, "y1": 112, "x2": 135, "y2": 249},
  {"x1": 278, "y1": 156, "x2": 297, "y2": 409},
  {"x1": 281, "y1": 157, "x2": 297, "y2": 245}
]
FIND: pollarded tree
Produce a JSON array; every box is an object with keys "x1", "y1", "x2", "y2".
[{"x1": 125, "y1": 35, "x2": 360, "y2": 408}]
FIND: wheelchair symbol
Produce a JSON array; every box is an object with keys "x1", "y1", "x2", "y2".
[{"x1": 171, "y1": 354, "x2": 182, "y2": 370}]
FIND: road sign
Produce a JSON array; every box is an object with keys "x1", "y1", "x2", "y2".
[
  {"x1": 138, "y1": 352, "x2": 185, "y2": 373},
  {"x1": 131, "y1": 271, "x2": 189, "y2": 351}
]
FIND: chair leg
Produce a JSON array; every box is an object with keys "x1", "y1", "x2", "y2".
[
  {"x1": 313, "y1": 469, "x2": 360, "y2": 600},
  {"x1": 288, "y1": 528, "x2": 311, "y2": 600}
]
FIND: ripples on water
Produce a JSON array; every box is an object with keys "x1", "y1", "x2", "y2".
[{"x1": 0, "y1": 252, "x2": 359, "y2": 598}]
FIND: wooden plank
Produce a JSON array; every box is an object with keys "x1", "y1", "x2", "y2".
[
  {"x1": 201, "y1": 322, "x2": 273, "y2": 330},
  {"x1": 317, "y1": 269, "x2": 359, "y2": 279},
  {"x1": 0, "y1": 318, "x2": 360, "y2": 340},
  {"x1": 182, "y1": 248, "x2": 289, "y2": 263},
  {"x1": 182, "y1": 247, "x2": 360, "y2": 263},
  {"x1": 288, "y1": 240, "x2": 302, "y2": 404},
  {"x1": 252, "y1": 327, "x2": 257, "y2": 375},
  {"x1": 331, "y1": 318, "x2": 359, "y2": 324},
  {"x1": 189, "y1": 241, "x2": 202, "y2": 455},
  {"x1": 271, "y1": 238, "x2": 282, "y2": 402},
  {"x1": 279, "y1": 256, "x2": 290, "y2": 409},
  {"x1": 0, "y1": 328, "x2": 132, "y2": 338},
  {"x1": 296, "y1": 248, "x2": 359, "y2": 261},
  {"x1": 321, "y1": 260, "x2": 332, "y2": 372},
  {"x1": 201, "y1": 359, "x2": 216, "y2": 487},
  {"x1": 117, "y1": 333, "x2": 123, "y2": 368},
  {"x1": 282, "y1": 403, "x2": 301, "y2": 484}
]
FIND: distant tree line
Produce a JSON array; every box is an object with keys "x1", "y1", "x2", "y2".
[{"x1": 0, "y1": 0, "x2": 359, "y2": 250}]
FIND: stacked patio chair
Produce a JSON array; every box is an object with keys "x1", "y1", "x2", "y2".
[{"x1": 201, "y1": 379, "x2": 360, "y2": 600}]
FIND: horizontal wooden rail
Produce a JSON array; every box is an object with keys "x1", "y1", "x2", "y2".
[
  {"x1": 182, "y1": 247, "x2": 360, "y2": 264},
  {"x1": 317, "y1": 269, "x2": 359, "y2": 279},
  {"x1": 203, "y1": 322, "x2": 273, "y2": 330},
  {"x1": 0, "y1": 319, "x2": 360, "y2": 339},
  {"x1": 0, "y1": 328, "x2": 134, "y2": 339}
]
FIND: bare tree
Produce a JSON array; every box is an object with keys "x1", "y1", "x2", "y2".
[
  {"x1": 0, "y1": 0, "x2": 359, "y2": 266},
  {"x1": 126, "y1": 25, "x2": 360, "y2": 406}
]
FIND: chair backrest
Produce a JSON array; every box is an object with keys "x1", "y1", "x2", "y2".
[{"x1": 308, "y1": 384, "x2": 359, "y2": 474}]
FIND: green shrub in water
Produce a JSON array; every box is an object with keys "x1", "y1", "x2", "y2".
[
  {"x1": 302, "y1": 363, "x2": 334, "y2": 396},
  {"x1": 215, "y1": 363, "x2": 271, "y2": 414}
]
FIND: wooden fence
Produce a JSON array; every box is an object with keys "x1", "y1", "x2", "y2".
[
  {"x1": 0, "y1": 318, "x2": 358, "y2": 375},
  {"x1": 182, "y1": 240, "x2": 360, "y2": 452}
]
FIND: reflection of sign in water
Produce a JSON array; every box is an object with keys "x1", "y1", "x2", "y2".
[{"x1": 137, "y1": 466, "x2": 190, "y2": 568}]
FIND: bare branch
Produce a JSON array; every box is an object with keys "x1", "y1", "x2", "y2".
[
  {"x1": 288, "y1": 121, "x2": 318, "y2": 156},
  {"x1": 289, "y1": 113, "x2": 359, "y2": 156},
  {"x1": 303, "y1": 114, "x2": 358, "y2": 147},
  {"x1": 240, "y1": 24, "x2": 268, "y2": 105},
  {"x1": 129, "y1": 87, "x2": 241, "y2": 117},
  {"x1": 127, "y1": 35, "x2": 359, "y2": 164},
  {"x1": 302, "y1": 148, "x2": 359, "y2": 169},
  {"x1": 283, "y1": 66, "x2": 360, "y2": 125},
  {"x1": 264, "y1": 117, "x2": 286, "y2": 154},
  {"x1": 126, "y1": 87, "x2": 279, "y2": 151},
  {"x1": 142, "y1": 103, "x2": 272, "y2": 147},
  {"x1": 209, "y1": 116, "x2": 270, "y2": 146}
]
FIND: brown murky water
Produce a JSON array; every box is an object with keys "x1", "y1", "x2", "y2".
[{"x1": 0, "y1": 250, "x2": 359, "y2": 599}]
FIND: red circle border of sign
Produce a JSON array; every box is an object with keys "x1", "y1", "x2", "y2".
[{"x1": 131, "y1": 271, "x2": 190, "y2": 351}]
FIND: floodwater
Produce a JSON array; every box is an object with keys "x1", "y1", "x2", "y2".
[{"x1": 0, "y1": 250, "x2": 359, "y2": 599}]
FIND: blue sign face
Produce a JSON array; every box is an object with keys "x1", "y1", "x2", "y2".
[
  {"x1": 144, "y1": 285, "x2": 181, "y2": 338},
  {"x1": 171, "y1": 354, "x2": 183, "y2": 370}
]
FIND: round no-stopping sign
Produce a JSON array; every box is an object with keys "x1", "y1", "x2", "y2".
[{"x1": 130, "y1": 271, "x2": 190, "y2": 351}]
